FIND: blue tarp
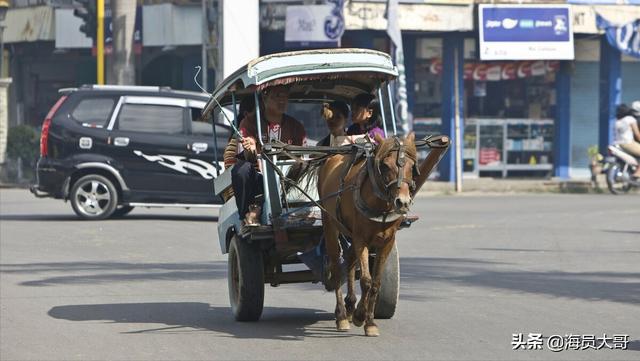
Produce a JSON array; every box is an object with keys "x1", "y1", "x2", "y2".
[{"x1": 597, "y1": 14, "x2": 640, "y2": 59}]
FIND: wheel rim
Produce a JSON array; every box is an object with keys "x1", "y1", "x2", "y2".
[
  {"x1": 75, "y1": 180, "x2": 112, "y2": 216},
  {"x1": 609, "y1": 166, "x2": 631, "y2": 193}
]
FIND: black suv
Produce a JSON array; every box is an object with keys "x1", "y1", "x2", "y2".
[{"x1": 31, "y1": 85, "x2": 230, "y2": 219}]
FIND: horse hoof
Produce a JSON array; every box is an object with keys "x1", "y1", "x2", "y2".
[
  {"x1": 365, "y1": 325, "x2": 380, "y2": 337},
  {"x1": 336, "y1": 319, "x2": 350, "y2": 332},
  {"x1": 347, "y1": 314, "x2": 353, "y2": 323},
  {"x1": 352, "y1": 316, "x2": 364, "y2": 327}
]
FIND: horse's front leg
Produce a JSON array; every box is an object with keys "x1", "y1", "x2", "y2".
[
  {"x1": 363, "y1": 238, "x2": 396, "y2": 337},
  {"x1": 344, "y1": 248, "x2": 357, "y2": 322},
  {"x1": 324, "y1": 220, "x2": 350, "y2": 331},
  {"x1": 352, "y1": 242, "x2": 370, "y2": 328}
]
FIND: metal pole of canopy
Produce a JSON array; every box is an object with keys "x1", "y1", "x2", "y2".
[
  {"x1": 387, "y1": 82, "x2": 398, "y2": 135},
  {"x1": 377, "y1": 87, "x2": 388, "y2": 137}
]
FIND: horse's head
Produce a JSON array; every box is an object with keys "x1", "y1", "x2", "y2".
[{"x1": 373, "y1": 132, "x2": 417, "y2": 214}]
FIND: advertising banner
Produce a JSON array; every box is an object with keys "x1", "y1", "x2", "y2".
[
  {"x1": 428, "y1": 59, "x2": 560, "y2": 81},
  {"x1": 285, "y1": 4, "x2": 344, "y2": 47},
  {"x1": 597, "y1": 14, "x2": 640, "y2": 58},
  {"x1": 479, "y1": 5, "x2": 574, "y2": 60}
]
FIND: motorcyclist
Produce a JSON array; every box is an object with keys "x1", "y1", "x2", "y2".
[{"x1": 614, "y1": 104, "x2": 640, "y2": 178}]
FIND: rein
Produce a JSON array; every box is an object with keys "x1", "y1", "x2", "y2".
[{"x1": 263, "y1": 135, "x2": 432, "y2": 230}]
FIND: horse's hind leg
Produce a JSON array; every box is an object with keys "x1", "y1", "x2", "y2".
[{"x1": 324, "y1": 220, "x2": 349, "y2": 331}]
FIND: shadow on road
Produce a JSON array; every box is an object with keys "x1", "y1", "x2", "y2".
[
  {"x1": 48, "y1": 302, "x2": 342, "y2": 340},
  {"x1": 0, "y1": 214, "x2": 218, "y2": 222},
  {"x1": 400, "y1": 257, "x2": 640, "y2": 305},
  {"x1": 600, "y1": 229, "x2": 640, "y2": 236},
  {"x1": 0, "y1": 261, "x2": 227, "y2": 286}
]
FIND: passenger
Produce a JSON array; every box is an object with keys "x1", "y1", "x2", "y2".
[
  {"x1": 347, "y1": 93, "x2": 385, "y2": 142},
  {"x1": 614, "y1": 104, "x2": 640, "y2": 178},
  {"x1": 231, "y1": 85, "x2": 306, "y2": 226},
  {"x1": 318, "y1": 100, "x2": 350, "y2": 147},
  {"x1": 223, "y1": 96, "x2": 257, "y2": 170}
]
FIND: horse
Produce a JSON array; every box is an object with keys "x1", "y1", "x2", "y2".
[{"x1": 317, "y1": 132, "x2": 418, "y2": 337}]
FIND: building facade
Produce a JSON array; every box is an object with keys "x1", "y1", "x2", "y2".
[{"x1": 3, "y1": 0, "x2": 640, "y2": 180}]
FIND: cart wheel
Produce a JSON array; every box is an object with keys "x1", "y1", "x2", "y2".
[
  {"x1": 374, "y1": 242, "x2": 399, "y2": 319},
  {"x1": 228, "y1": 235, "x2": 264, "y2": 321}
]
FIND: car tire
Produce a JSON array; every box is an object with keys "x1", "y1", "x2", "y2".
[
  {"x1": 70, "y1": 174, "x2": 118, "y2": 220},
  {"x1": 113, "y1": 205, "x2": 135, "y2": 217}
]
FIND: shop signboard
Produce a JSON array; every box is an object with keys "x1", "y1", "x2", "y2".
[
  {"x1": 285, "y1": 4, "x2": 343, "y2": 47},
  {"x1": 479, "y1": 5, "x2": 574, "y2": 60}
]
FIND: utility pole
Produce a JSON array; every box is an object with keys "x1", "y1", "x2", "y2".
[
  {"x1": 111, "y1": 0, "x2": 136, "y2": 85},
  {"x1": 97, "y1": 0, "x2": 104, "y2": 84},
  {"x1": 201, "y1": 0, "x2": 208, "y2": 92}
]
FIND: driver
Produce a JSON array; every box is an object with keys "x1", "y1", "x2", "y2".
[{"x1": 231, "y1": 85, "x2": 307, "y2": 226}]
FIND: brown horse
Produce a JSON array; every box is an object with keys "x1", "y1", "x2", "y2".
[{"x1": 317, "y1": 132, "x2": 418, "y2": 337}]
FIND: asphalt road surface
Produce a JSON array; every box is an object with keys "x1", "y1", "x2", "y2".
[{"x1": 1, "y1": 189, "x2": 639, "y2": 360}]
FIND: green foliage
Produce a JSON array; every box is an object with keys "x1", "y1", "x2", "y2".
[
  {"x1": 7, "y1": 125, "x2": 39, "y2": 162},
  {"x1": 587, "y1": 145, "x2": 603, "y2": 161}
]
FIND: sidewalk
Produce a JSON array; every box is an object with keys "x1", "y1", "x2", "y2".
[
  {"x1": 418, "y1": 177, "x2": 625, "y2": 195},
  {"x1": 2, "y1": 177, "x2": 636, "y2": 195}
]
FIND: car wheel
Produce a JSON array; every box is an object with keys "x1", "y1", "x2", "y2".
[{"x1": 70, "y1": 174, "x2": 118, "y2": 220}]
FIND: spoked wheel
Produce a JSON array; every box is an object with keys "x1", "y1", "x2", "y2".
[
  {"x1": 373, "y1": 242, "x2": 399, "y2": 319},
  {"x1": 606, "y1": 164, "x2": 632, "y2": 195},
  {"x1": 70, "y1": 175, "x2": 118, "y2": 220},
  {"x1": 228, "y1": 235, "x2": 264, "y2": 321}
]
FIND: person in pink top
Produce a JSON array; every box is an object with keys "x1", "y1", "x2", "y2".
[{"x1": 347, "y1": 93, "x2": 385, "y2": 141}]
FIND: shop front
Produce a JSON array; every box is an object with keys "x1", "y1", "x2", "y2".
[{"x1": 412, "y1": 37, "x2": 559, "y2": 178}]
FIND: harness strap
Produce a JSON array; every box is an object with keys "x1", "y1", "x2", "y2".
[{"x1": 353, "y1": 166, "x2": 405, "y2": 223}]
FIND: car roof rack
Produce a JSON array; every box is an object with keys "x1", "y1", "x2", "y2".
[{"x1": 78, "y1": 84, "x2": 173, "y2": 92}]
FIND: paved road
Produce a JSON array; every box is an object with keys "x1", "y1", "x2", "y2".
[{"x1": 1, "y1": 189, "x2": 639, "y2": 360}]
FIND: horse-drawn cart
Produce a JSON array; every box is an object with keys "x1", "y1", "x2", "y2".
[{"x1": 202, "y1": 49, "x2": 449, "y2": 332}]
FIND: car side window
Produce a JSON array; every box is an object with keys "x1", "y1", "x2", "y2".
[
  {"x1": 117, "y1": 104, "x2": 184, "y2": 134},
  {"x1": 71, "y1": 98, "x2": 115, "y2": 128},
  {"x1": 190, "y1": 107, "x2": 213, "y2": 136}
]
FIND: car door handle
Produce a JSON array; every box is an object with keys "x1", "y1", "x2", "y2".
[
  {"x1": 114, "y1": 137, "x2": 130, "y2": 147},
  {"x1": 191, "y1": 142, "x2": 208, "y2": 154}
]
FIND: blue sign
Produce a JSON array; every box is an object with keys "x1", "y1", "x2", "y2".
[
  {"x1": 597, "y1": 15, "x2": 640, "y2": 59},
  {"x1": 482, "y1": 7, "x2": 570, "y2": 42},
  {"x1": 479, "y1": 5, "x2": 574, "y2": 60}
]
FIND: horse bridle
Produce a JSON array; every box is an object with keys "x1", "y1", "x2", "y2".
[{"x1": 367, "y1": 136, "x2": 418, "y2": 204}]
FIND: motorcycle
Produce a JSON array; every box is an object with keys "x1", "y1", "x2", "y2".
[{"x1": 604, "y1": 145, "x2": 640, "y2": 194}]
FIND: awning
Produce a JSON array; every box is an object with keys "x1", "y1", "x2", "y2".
[{"x1": 3, "y1": 5, "x2": 55, "y2": 43}]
